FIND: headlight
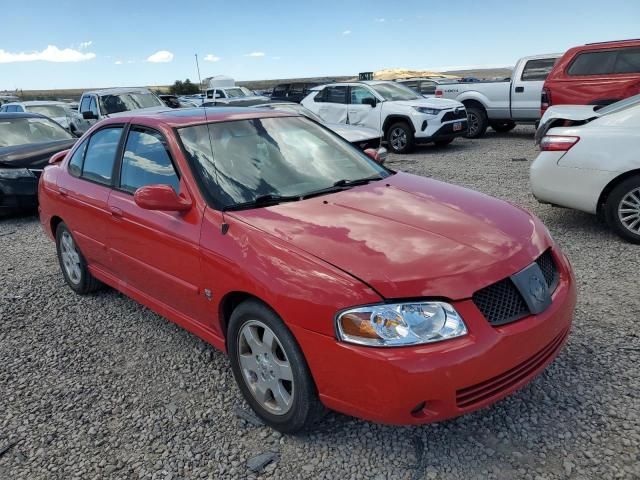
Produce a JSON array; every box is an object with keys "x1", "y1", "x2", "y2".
[
  {"x1": 0, "y1": 168, "x2": 34, "y2": 179},
  {"x1": 336, "y1": 301, "x2": 467, "y2": 347},
  {"x1": 413, "y1": 106, "x2": 442, "y2": 116}
]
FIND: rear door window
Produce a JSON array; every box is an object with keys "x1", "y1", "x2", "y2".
[
  {"x1": 521, "y1": 58, "x2": 558, "y2": 81},
  {"x1": 568, "y1": 51, "x2": 618, "y2": 76},
  {"x1": 81, "y1": 127, "x2": 123, "y2": 185},
  {"x1": 119, "y1": 127, "x2": 179, "y2": 193},
  {"x1": 614, "y1": 48, "x2": 640, "y2": 74},
  {"x1": 324, "y1": 86, "x2": 348, "y2": 104}
]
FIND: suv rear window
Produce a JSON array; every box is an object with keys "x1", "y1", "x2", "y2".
[{"x1": 568, "y1": 47, "x2": 640, "y2": 76}]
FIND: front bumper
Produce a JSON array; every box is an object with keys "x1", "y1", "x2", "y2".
[
  {"x1": 0, "y1": 176, "x2": 39, "y2": 214},
  {"x1": 415, "y1": 120, "x2": 468, "y2": 142},
  {"x1": 293, "y1": 250, "x2": 576, "y2": 425}
]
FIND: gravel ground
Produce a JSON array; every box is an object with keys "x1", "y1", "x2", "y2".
[{"x1": 1, "y1": 126, "x2": 638, "y2": 480}]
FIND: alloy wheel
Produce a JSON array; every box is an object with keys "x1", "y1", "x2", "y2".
[
  {"x1": 618, "y1": 187, "x2": 640, "y2": 234},
  {"x1": 60, "y1": 231, "x2": 82, "y2": 285},
  {"x1": 237, "y1": 320, "x2": 294, "y2": 415},
  {"x1": 390, "y1": 127, "x2": 407, "y2": 151},
  {"x1": 467, "y1": 112, "x2": 479, "y2": 137}
]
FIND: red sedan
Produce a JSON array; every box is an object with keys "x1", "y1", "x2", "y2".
[{"x1": 38, "y1": 108, "x2": 576, "y2": 432}]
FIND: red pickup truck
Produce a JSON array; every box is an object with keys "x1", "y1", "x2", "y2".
[{"x1": 542, "y1": 39, "x2": 640, "y2": 113}]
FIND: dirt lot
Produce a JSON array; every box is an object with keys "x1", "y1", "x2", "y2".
[{"x1": 1, "y1": 126, "x2": 638, "y2": 479}]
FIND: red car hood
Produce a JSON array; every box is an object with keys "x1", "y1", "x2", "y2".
[{"x1": 230, "y1": 172, "x2": 551, "y2": 300}]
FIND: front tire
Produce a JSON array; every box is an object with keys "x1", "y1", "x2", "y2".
[
  {"x1": 465, "y1": 105, "x2": 488, "y2": 138},
  {"x1": 386, "y1": 122, "x2": 414, "y2": 154},
  {"x1": 227, "y1": 300, "x2": 324, "y2": 433},
  {"x1": 55, "y1": 222, "x2": 102, "y2": 294},
  {"x1": 605, "y1": 175, "x2": 640, "y2": 244},
  {"x1": 490, "y1": 120, "x2": 516, "y2": 133}
]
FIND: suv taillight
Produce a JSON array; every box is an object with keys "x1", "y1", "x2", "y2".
[
  {"x1": 539, "y1": 135, "x2": 579, "y2": 151},
  {"x1": 541, "y1": 87, "x2": 551, "y2": 114},
  {"x1": 435, "y1": 89, "x2": 443, "y2": 97}
]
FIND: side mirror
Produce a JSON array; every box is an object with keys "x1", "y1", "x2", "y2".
[
  {"x1": 49, "y1": 149, "x2": 71, "y2": 165},
  {"x1": 82, "y1": 111, "x2": 97, "y2": 120},
  {"x1": 134, "y1": 184, "x2": 192, "y2": 212},
  {"x1": 364, "y1": 147, "x2": 387, "y2": 165},
  {"x1": 362, "y1": 97, "x2": 377, "y2": 108}
]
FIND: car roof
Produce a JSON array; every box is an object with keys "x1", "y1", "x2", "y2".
[
  {"x1": 101, "y1": 107, "x2": 299, "y2": 128},
  {"x1": 0, "y1": 112, "x2": 48, "y2": 120},
  {"x1": 83, "y1": 87, "x2": 153, "y2": 96},
  {"x1": 3, "y1": 100, "x2": 68, "y2": 106}
]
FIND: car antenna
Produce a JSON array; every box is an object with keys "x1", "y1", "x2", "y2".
[{"x1": 195, "y1": 53, "x2": 229, "y2": 235}]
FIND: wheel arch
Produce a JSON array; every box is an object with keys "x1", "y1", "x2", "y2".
[
  {"x1": 218, "y1": 290, "x2": 276, "y2": 344},
  {"x1": 382, "y1": 115, "x2": 415, "y2": 134},
  {"x1": 50, "y1": 215, "x2": 64, "y2": 238},
  {"x1": 597, "y1": 169, "x2": 640, "y2": 215},
  {"x1": 460, "y1": 98, "x2": 488, "y2": 115}
]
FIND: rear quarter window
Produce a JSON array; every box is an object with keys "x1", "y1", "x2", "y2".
[{"x1": 521, "y1": 58, "x2": 558, "y2": 81}]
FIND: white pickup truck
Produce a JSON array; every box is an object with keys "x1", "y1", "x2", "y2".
[{"x1": 435, "y1": 54, "x2": 560, "y2": 138}]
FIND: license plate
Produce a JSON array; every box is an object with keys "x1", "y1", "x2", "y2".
[{"x1": 453, "y1": 122, "x2": 462, "y2": 131}]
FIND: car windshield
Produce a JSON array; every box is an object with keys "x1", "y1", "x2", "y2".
[
  {"x1": 25, "y1": 105, "x2": 68, "y2": 118},
  {"x1": 240, "y1": 87, "x2": 254, "y2": 96},
  {"x1": 225, "y1": 88, "x2": 248, "y2": 98},
  {"x1": 178, "y1": 116, "x2": 389, "y2": 208},
  {"x1": 596, "y1": 94, "x2": 640, "y2": 116},
  {"x1": 0, "y1": 117, "x2": 73, "y2": 147},
  {"x1": 99, "y1": 92, "x2": 163, "y2": 115},
  {"x1": 370, "y1": 82, "x2": 421, "y2": 101}
]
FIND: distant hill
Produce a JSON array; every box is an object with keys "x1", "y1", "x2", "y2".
[{"x1": 9, "y1": 67, "x2": 515, "y2": 101}]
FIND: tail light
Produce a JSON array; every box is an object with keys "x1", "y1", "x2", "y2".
[
  {"x1": 435, "y1": 89, "x2": 443, "y2": 97},
  {"x1": 541, "y1": 87, "x2": 551, "y2": 114},
  {"x1": 539, "y1": 135, "x2": 579, "y2": 151}
]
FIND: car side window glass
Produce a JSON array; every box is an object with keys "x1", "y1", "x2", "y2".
[
  {"x1": 120, "y1": 127, "x2": 179, "y2": 194},
  {"x1": 68, "y1": 139, "x2": 88, "y2": 177},
  {"x1": 419, "y1": 81, "x2": 437, "y2": 95},
  {"x1": 350, "y1": 86, "x2": 377, "y2": 105},
  {"x1": 80, "y1": 96, "x2": 90, "y2": 113},
  {"x1": 81, "y1": 127, "x2": 123, "y2": 185},
  {"x1": 88, "y1": 97, "x2": 98, "y2": 116},
  {"x1": 313, "y1": 89, "x2": 326, "y2": 102},
  {"x1": 614, "y1": 47, "x2": 640, "y2": 74},
  {"x1": 325, "y1": 86, "x2": 348, "y2": 104},
  {"x1": 521, "y1": 58, "x2": 558, "y2": 81},
  {"x1": 568, "y1": 51, "x2": 617, "y2": 76}
]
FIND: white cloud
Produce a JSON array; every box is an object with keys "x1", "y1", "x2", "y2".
[
  {"x1": 342, "y1": 30, "x2": 351, "y2": 35},
  {"x1": 0, "y1": 45, "x2": 96, "y2": 63},
  {"x1": 204, "y1": 54, "x2": 221, "y2": 62},
  {"x1": 79, "y1": 41, "x2": 92, "y2": 49},
  {"x1": 375, "y1": 18, "x2": 385, "y2": 22},
  {"x1": 147, "y1": 50, "x2": 174, "y2": 63},
  {"x1": 114, "y1": 60, "x2": 123, "y2": 65},
  {"x1": 245, "y1": 52, "x2": 265, "y2": 57}
]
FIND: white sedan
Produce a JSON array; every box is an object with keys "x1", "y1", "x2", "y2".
[{"x1": 530, "y1": 95, "x2": 640, "y2": 243}]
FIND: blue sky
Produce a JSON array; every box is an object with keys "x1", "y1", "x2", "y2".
[{"x1": 1, "y1": 0, "x2": 639, "y2": 90}]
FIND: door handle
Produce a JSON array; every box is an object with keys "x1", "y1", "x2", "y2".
[
  {"x1": 109, "y1": 206, "x2": 123, "y2": 217},
  {"x1": 515, "y1": 86, "x2": 524, "y2": 93},
  {"x1": 58, "y1": 187, "x2": 68, "y2": 197}
]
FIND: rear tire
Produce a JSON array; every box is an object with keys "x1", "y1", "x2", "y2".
[
  {"x1": 464, "y1": 105, "x2": 488, "y2": 138},
  {"x1": 604, "y1": 175, "x2": 640, "y2": 244},
  {"x1": 227, "y1": 299, "x2": 325, "y2": 433},
  {"x1": 385, "y1": 122, "x2": 414, "y2": 154},
  {"x1": 490, "y1": 120, "x2": 516, "y2": 133},
  {"x1": 55, "y1": 222, "x2": 102, "y2": 294}
]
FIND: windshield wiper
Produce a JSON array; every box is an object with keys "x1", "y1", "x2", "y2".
[
  {"x1": 223, "y1": 194, "x2": 301, "y2": 212},
  {"x1": 333, "y1": 175, "x2": 383, "y2": 188}
]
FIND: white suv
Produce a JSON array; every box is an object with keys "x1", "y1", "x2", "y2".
[{"x1": 301, "y1": 81, "x2": 467, "y2": 153}]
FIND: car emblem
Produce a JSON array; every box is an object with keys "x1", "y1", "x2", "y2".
[{"x1": 529, "y1": 275, "x2": 547, "y2": 303}]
